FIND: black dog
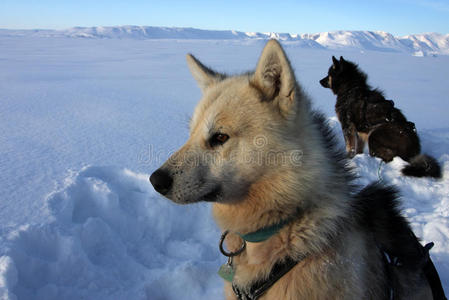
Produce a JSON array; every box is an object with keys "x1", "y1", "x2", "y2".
[{"x1": 320, "y1": 56, "x2": 441, "y2": 178}]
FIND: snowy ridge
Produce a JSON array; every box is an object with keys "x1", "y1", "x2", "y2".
[
  {"x1": 303, "y1": 31, "x2": 449, "y2": 56},
  {"x1": 1, "y1": 26, "x2": 449, "y2": 55}
]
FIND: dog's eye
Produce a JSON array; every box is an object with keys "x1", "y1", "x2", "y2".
[{"x1": 209, "y1": 133, "x2": 229, "y2": 147}]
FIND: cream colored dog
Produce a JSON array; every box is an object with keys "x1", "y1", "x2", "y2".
[{"x1": 150, "y1": 40, "x2": 438, "y2": 299}]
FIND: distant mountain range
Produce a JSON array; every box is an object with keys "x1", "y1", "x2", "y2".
[{"x1": 1, "y1": 26, "x2": 448, "y2": 56}]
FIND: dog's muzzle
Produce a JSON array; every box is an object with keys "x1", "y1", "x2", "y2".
[{"x1": 319, "y1": 76, "x2": 330, "y2": 88}]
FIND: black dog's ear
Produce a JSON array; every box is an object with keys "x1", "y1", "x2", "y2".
[
  {"x1": 332, "y1": 56, "x2": 339, "y2": 67},
  {"x1": 340, "y1": 56, "x2": 346, "y2": 63}
]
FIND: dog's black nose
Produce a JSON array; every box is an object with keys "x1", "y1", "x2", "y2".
[
  {"x1": 319, "y1": 77, "x2": 329, "y2": 88},
  {"x1": 150, "y1": 168, "x2": 173, "y2": 195}
]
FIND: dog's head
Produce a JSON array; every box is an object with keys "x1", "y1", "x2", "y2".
[
  {"x1": 319, "y1": 56, "x2": 365, "y2": 95},
  {"x1": 150, "y1": 40, "x2": 306, "y2": 205},
  {"x1": 319, "y1": 56, "x2": 345, "y2": 93}
]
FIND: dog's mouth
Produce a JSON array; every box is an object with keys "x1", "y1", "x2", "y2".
[{"x1": 199, "y1": 185, "x2": 222, "y2": 202}]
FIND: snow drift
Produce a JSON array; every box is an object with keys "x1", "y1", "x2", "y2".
[{"x1": 0, "y1": 166, "x2": 223, "y2": 300}]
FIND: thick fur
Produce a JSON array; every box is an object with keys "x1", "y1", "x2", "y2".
[
  {"x1": 320, "y1": 56, "x2": 441, "y2": 178},
  {"x1": 402, "y1": 154, "x2": 442, "y2": 178},
  {"x1": 151, "y1": 40, "x2": 441, "y2": 299}
]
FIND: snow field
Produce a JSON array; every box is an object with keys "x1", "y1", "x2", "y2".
[{"x1": 0, "y1": 36, "x2": 448, "y2": 299}]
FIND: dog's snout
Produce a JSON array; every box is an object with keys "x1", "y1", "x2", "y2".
[
  {"x1": 319, "y1": 77, "x2": 329, "y2": 88},
  {"x1": 150, "y1": 168, "x2": 173, "y2": 195}
]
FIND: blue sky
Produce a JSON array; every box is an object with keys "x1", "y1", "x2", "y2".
[{"x1": 1, "y1": 0, "x2": 448, "y2": 35}]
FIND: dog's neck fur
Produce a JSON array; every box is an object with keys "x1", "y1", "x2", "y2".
[
  {"x1": 332, "y1": 63, "x2": 369, "y2": 97},
  {"x1": 334, "y1": 80, "x2": 368, "y2": 97}
]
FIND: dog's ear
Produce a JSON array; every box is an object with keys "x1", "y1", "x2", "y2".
[
  {"x1": 186, "y1": 54, "x2": 225, "y2": 92},
  {"x1": 252, "y1": 39, "x2": 297, "y2": 116},
  {"x1": 332, "y1": 56, "x2": 339, "y2": 67},
  {"x1": 340, "y1": 56, "x2": 346, "y2": 63}
]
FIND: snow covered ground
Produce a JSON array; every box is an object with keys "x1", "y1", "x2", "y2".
[{"x1": 0, "y1": 33, "x2": 448, "y2": 299}]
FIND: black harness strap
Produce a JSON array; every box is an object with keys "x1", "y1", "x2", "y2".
[
  {"x1": 381, "y1": 249, "x2": 400, "y2": 300},
  {"x1": 381, "y1": 241, "x2": 447, "y2": 300},
  {"x1": 426, "y1": 258, "x2": 447, "y2": 300},
  {"x1": 421, "y1": 243, "x2": 447, "y2": 300},
  {"x1": 232, "y1": 242, "x2": 447, "y2": 300},
  {"x1": 232, "y1": 256, "x2": 300, "y2": 300}
]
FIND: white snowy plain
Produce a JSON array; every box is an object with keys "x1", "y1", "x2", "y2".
[{"x1": 0, "y1": 34, "x2": 448, "y2": 299}]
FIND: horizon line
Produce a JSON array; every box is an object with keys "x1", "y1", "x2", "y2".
[{"x1": 0, "y1": 25, "x2": 447, "y2": 37}]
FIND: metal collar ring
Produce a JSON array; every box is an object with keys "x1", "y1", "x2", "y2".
[{"x1": 219, "y1": 230, "x2": 246, "y2": 257}]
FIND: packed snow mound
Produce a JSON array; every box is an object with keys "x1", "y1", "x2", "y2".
[
  {"x1": 1, "y1": 26, "x2": 448, "y2": 55},
  {"x1": 0, "y1": 166, "x2": 223, "y2": 300}
]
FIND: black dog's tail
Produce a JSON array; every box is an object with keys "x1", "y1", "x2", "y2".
[{"x1": 402, "y1": 154, "x2": 442, "y2": 178}]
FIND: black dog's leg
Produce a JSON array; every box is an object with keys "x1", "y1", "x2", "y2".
[
  {"x1": 343, "y1": 125, "x2": 357, "y2": 158},
  {"x1": 368, "y1": 133, "x2": 395, "y2": 162},
  {"x1": 356, "y1": 133, "x2": 367, "y2": 154}
]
